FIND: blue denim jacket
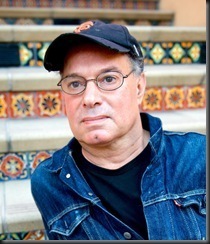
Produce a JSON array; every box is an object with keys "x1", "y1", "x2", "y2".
[{"x1": 31, "y1": 113, "x2": 206, "y2": 240}]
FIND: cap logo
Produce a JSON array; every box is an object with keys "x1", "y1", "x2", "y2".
[{"x1": 74, "y1": 21, "x2": 94, "y2": 33}]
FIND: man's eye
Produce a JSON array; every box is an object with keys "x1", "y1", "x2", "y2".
[
  {"x1": 67, "y1": 81, "x2": 83, "y2": 89},
  {"x1": 103, "y1": 76, "x2": 116, "y2": 83},
  {"x1": 70, "y1": 81, "x2": 80, "y2": 88}
]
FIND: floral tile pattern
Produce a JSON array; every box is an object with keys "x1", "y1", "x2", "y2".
[
  {"x1": 186, "y1": 85, "x2": 206, "y2": 108},
  {"x1": 28, "y1": 150, "x2": 52, "y2": 175},
  {"x1": 37, "y1": 42, "x2": 50, "y2": 66},
  {"x1": 1, "y1": 91, "x2": 65, "y2": 118},
  {"x1": 141, "y1": 85, "x2": 206, "y2": 112},
  {"x1": 19, "y1": 43, "x2": 34, "y2": 66},
  {"x1": 142, "y1": 87, "x2": 163, "y2": 111},
  {"x1": 10, "y1": 92, "x2": 35, "y2": 118},
  {"x1": 0, "y1": 93, "x2": 8, "y2": 118},
  {"x1": 142, "y1": 42, "x2": 205, "y2": 65},
  {"x1": 0, "y1": 150, "x2": 54, "y2": 181},
  {"x1": 0, "y1": 152, "x2": 28, "y2": 181},
  {"x1": 0, "y1": 41, "x2": 205, "y2": 68},
  {"x1": 0, "y1": 0, "x2": 158, "y2": 9},
  {"x1": 37, "y1": 91, "x2": 62, "y2": 117},
  {"x1": 163, "y1": 87, "x2": 186, "y2": 110},
  {"x1": 0, "y1": 229, "x2": 46, "y2": 240}
]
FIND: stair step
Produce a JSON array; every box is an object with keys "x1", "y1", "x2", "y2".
[
  {"x1": 0, "y1": 7, "x2": 174, "y2": 26},
  {"x1": 0, "y1": 25, "x2": 205, "y2": 42},
  {"x1": 0, "y1": 179, "x2": 44, "y2": 234}
]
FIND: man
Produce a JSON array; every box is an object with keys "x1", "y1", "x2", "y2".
[{"x1": 31, "y1": 20, "x2": 206, "y2": 240}]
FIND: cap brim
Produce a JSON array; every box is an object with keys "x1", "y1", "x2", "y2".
[{"x1": 44, "y1": 33, "x2": 130, "y2": 71}]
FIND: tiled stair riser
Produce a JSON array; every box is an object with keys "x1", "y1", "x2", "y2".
[
  {"x1": 0, "y1": 229, "x2": 46, "y2": 240},
  {"x1": 0, "y1": 150, "x2": 54, "y2": 181},
  {"x1": 0, "y1": 41, "x2": 206, "y2": 68},
  {"x1": 0, "y1": 85, "x2": 206, "y2": 119},
  {"x1": 0, "y1": 0, "x2": 158, "y2": 9}
]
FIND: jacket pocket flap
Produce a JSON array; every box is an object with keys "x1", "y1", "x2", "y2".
[
  {"x1": 173, "y1": 194, "x2": 206, "y2": 215},
  {"x1": 49, "y1": 205, "x2": 90, "y2": 236}
]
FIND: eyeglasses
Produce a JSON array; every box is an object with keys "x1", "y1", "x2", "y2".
[{"x1": 57, "y1": 69, "x2": 135, "y2": 95}]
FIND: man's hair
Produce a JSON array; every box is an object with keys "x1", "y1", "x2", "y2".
[{"x1": 128, "y1": 53, "x2": 144, "y2": 75}]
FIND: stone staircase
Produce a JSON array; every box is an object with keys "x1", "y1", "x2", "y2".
[{"x1": 0, "y1": 0, "x2": 206, "y2": 241}]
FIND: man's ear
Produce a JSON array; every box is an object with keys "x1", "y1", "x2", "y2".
[{"x1": 137, "y1": 72, "x2": 146, "y2": 104}]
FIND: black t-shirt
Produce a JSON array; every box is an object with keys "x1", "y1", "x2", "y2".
[{"x1": 73, "y1": 143, "x2": 151, "y2": 240}]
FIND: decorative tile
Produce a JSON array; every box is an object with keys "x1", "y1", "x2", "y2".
[
  {"x1": 10, "y1": 92, "x2": 35, "y2": 118},
  {"x1": 37, "y1": 42, "x2": 50, "y2": 66},
  {"x1": 163, "y1": 86, "x2": 186, "y2": 110},
  {"x1": 19, "y1": 43, "x2": 34, "y2": 66},
  {"x1": 186, "y1": 85, "x2": 206, "y2": 108},
  {"x1": 150, "y1": 43, "x2": 166, "y2": 64},
  {"x1": 28, "y1": 150, "x2": 53, "y2": 176},
  {"x1": 2, "y1": 41, "x2": 199, "y2": 67},
  {"x1": 140, "y1": 42, "x2": 205, "y2": 65},
  {"x1": 0, "y1": 85, "x2": 206, "y2": 119},
  {"x1": 169, "y1": 43, "x2": 185, "y2": 63},
  {"x1": 15, "y1": 18, "x2": 36, "y2": 25},
  {"x1": 0, "y1": 0, "x2": 158, "y2": 9},
  {"x1": 0, "y1": 93, "x2": 8, "y2": 118},
  {"x1": 0, "y1": 153, "x2": 28, "y2": 181},
  {"x1": 142, "y1": 87, "x2": 163, "y2": 111},
  {"x1": 188, "y1": 43, "x2": 201, "y2": 62},
  {"x1": 0, "y1": 233, "x2": 7, "y2": 240},
  {"x1": 37, "y1": 91, "x2": 62, "y2": 117},
  {"x1": 0, "y1": 150, "x2": 56, "y2": 181},
  {"x1": 2, "y1": 229, "x2": 46, "y2": 240},
  {"x1": 39, "y1": 0, "x2": 51, "y2": 7},
  {"x1": 22, "y1": 229, "x2": 46, "y2": 240}
]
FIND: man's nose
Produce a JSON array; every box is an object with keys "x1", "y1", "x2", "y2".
[{"x1": 82, "y1": 80, "x2": 102, "y2": 108}]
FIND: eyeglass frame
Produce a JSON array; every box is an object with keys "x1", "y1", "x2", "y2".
[{"x1": 57, "y1": 69, "x2": 135, "y2": 95}]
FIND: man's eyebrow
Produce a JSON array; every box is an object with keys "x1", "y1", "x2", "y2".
[
  {"x1": 64, "y1": 66, "x2": 122, "y2": 78},
  {"x1": 99, "y1": 66, "x2": 121, "y2": 73}
]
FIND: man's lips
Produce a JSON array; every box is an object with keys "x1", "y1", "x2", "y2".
[{"x1": 81, "y1": 115, "x2": 109, "y2": 123}]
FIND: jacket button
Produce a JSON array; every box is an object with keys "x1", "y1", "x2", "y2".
[
  {"x1": 66, "y1": 173, "x2": 71, "y2": 178},
  {"x1": 123, "y1": 232, "x2": 131, "y2": 239}
]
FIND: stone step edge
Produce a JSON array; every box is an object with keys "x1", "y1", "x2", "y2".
[
  {"x1": 0, "y1": 25, "x2": 206, "y2": 42},
  {"x1": 0, "y1": 109, "x2": 206, "y2": 153},
  {"x1": 0, "y1": 179, "x2": 44, "y2": 234},
  {"x1": 0, "y1": 7, "x2": 174, "y2": 21},
  {"x1": 0, "y1": 64, "x2": 206, "y2": 92}
]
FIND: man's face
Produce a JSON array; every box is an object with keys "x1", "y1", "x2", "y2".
[{"x1": 62, "y1": 43, "x2": 146, "y2": 147}]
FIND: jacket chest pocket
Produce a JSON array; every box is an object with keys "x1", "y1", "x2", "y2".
[
  {"x1": 146, "y1": 193, "x2": 206, "y2": 240},
  {"x1": 174, "y1": 194, "x2": 206, "y2": 215},
  {"x1": 48, "y1": 204, "x2": 117, "y2": 240},
  {"x1": 48, "y1": 204, "x2": 90, "y2": 239},
  {"x1": 172, "y1": 194, "x2": 206, "y2": 240}
]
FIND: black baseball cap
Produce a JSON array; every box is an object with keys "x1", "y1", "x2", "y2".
[{"x1": 44, "y1": 20, "x2": 143, "y2": 72}]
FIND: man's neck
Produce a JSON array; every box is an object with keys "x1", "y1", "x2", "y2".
[{"x1": 81, "y1": 129, "x2": 150, "y2": 170}]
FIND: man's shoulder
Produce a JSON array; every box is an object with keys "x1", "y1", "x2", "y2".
[{"x1": 163, "y1": 130, "x2": 206, "y2": 147}]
